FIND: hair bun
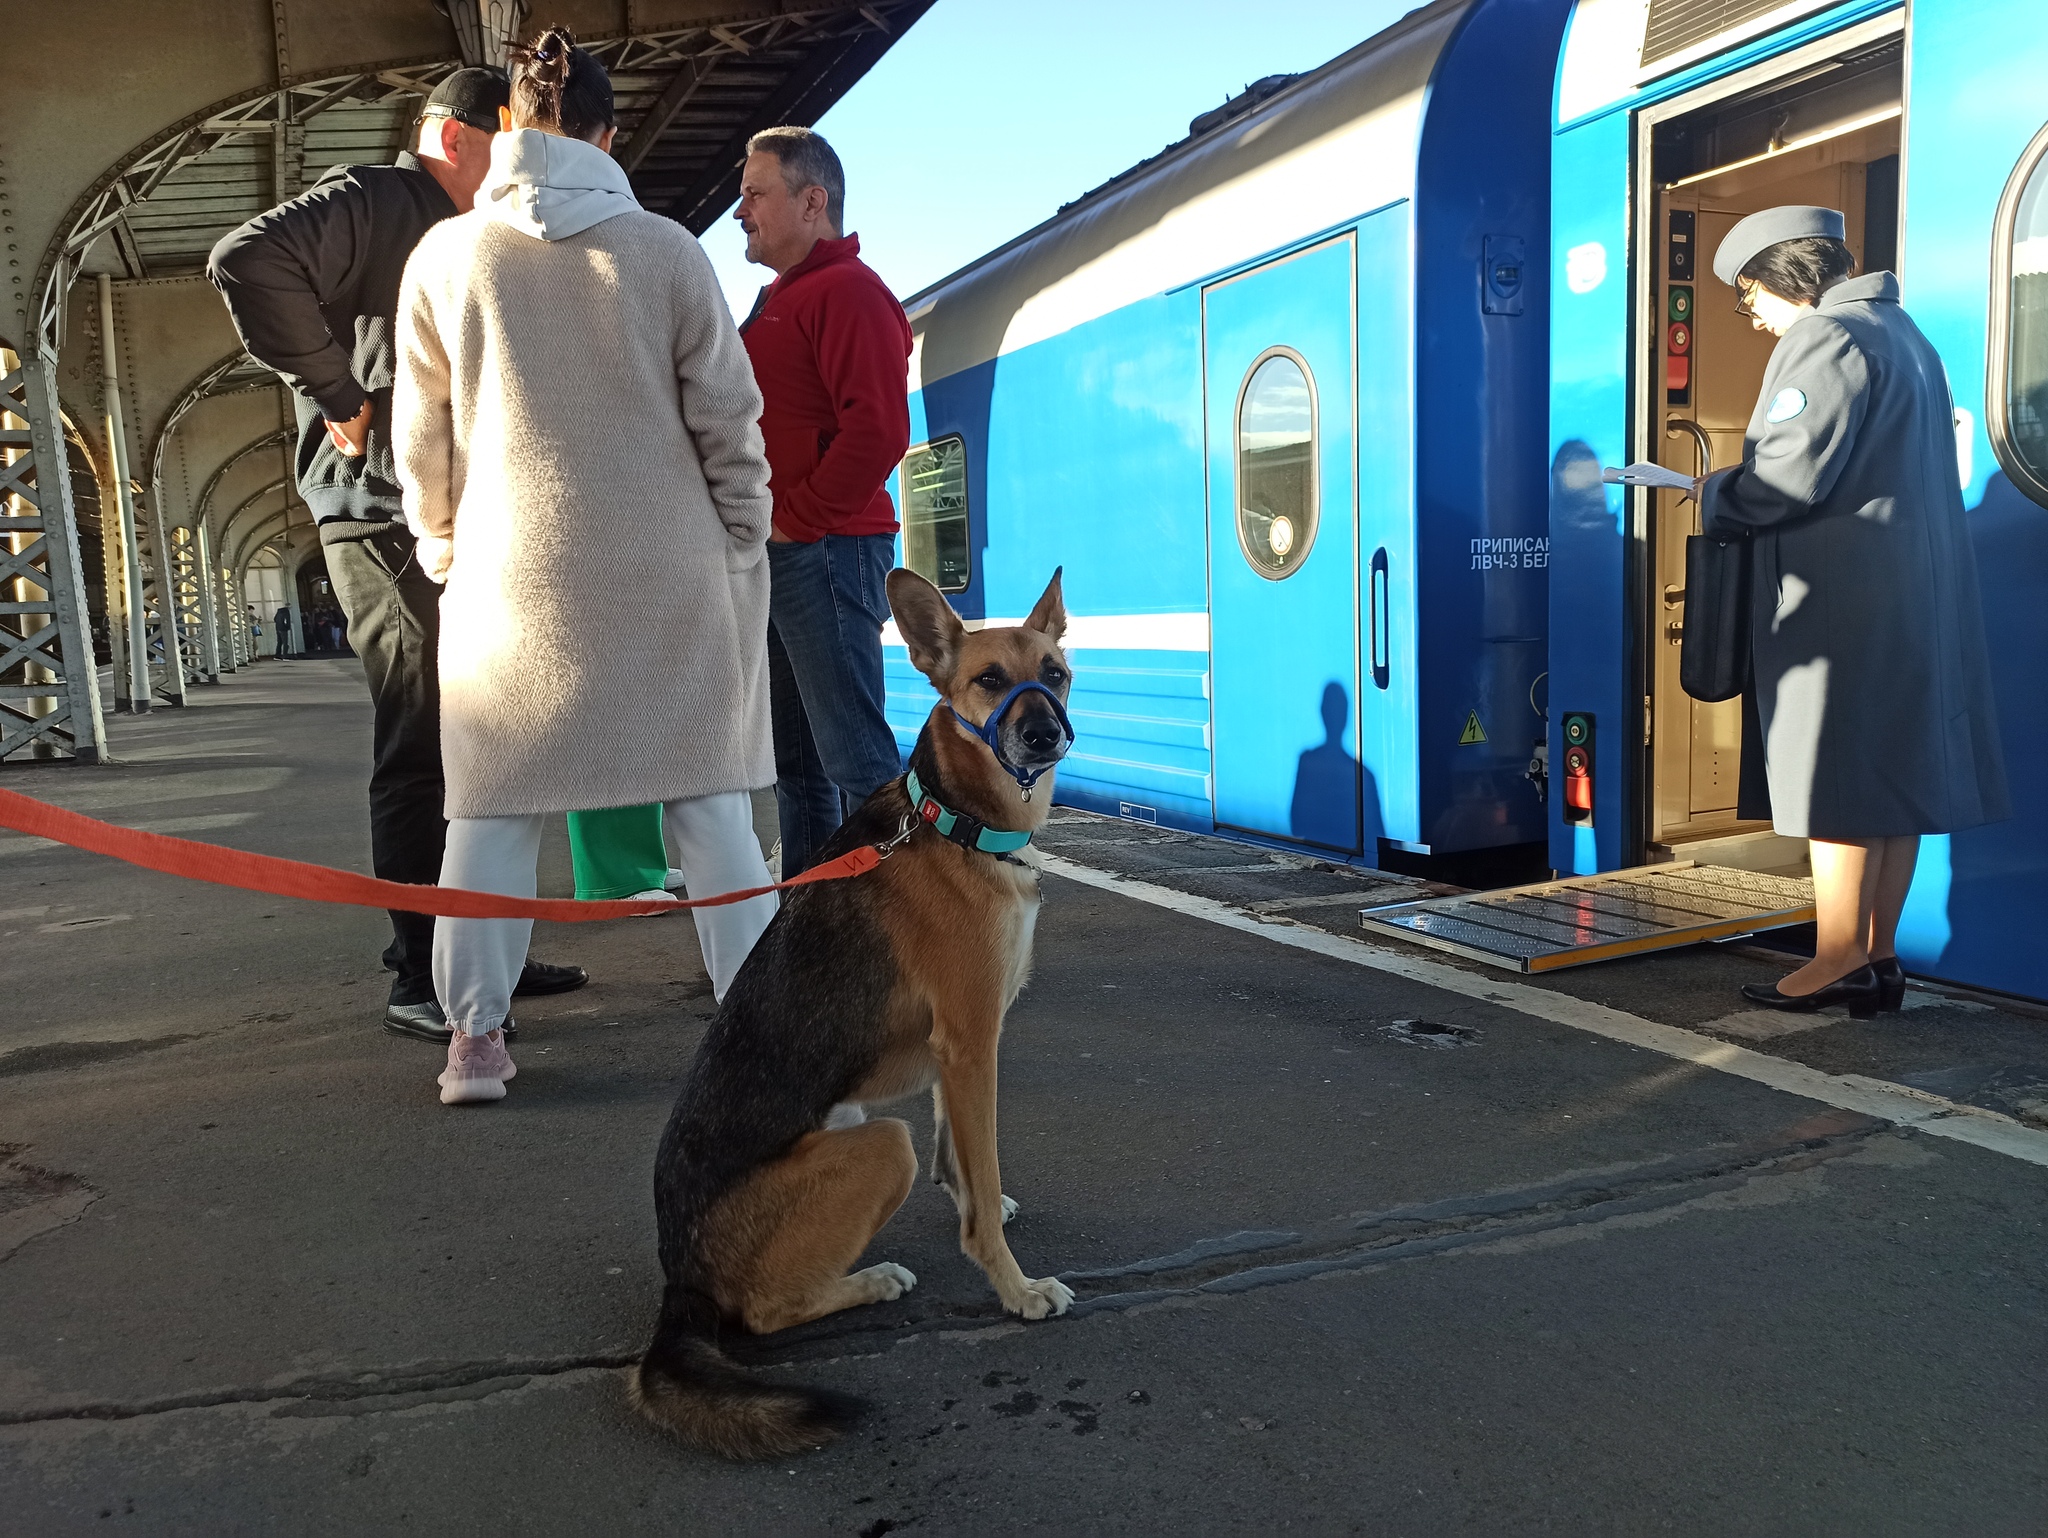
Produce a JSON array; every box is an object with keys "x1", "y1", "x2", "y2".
[{"x1": 507, "y1": 25, "x2": 613, "y2": 139}]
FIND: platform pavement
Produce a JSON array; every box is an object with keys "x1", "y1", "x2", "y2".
[{"x1": 1, "y1": 662, "x2": 2044, "y2": 1535}]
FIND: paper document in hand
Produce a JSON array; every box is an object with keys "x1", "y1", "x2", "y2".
[{"x1": 1602, "y1": 462, "x2": 1697, "y2": 491}]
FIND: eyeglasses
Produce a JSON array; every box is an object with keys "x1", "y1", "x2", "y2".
[
  {"x1": 422, "y1": 105, "x2": 498, "y2": 134},
  {"x1": 1734, "y1": 283, "x2": 1758, "y2": 321}
]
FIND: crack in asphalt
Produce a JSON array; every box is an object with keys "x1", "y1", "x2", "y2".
[
  {"x1": 0, "y1": 1113, "x2": 1889, "y2": 1428},
  {"x1": 0, "y1": 1353, "x2": 639, "y2": 1429}
]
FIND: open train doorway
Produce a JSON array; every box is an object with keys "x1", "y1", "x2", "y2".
[{"x1": 1636, "y1": 32, "x2": 1903, "y2": 869}]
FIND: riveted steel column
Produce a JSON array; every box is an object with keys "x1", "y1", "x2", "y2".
[
  {"x1": 98, "y1": 276, "x2": 151, "y2": 714},
  {"x1": 0, "y1": 348, "x2": 109, "y2": 763},
  {"x1": 194, "y1": 518, "x2": 224, "y2": 679}
]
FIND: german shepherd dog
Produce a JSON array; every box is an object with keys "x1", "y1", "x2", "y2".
[{"x1": 630, "y1": 568, "x2": 1076, "y2": 1459}]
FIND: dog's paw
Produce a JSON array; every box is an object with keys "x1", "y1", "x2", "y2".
[
  {"x1": 1011, "y1": 1275, "x2": 1074, "y2": 1320},
  {"x1": 1000, "y1": 1194, "x2": 1020, "y2": 1225},
  {"x1": 859, "y1": 1261, "x2": 917, "y2": 1302}
]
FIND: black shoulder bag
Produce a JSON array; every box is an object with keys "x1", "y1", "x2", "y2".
[{"x1": 1680, "y1": 531, "x2": 1752, "y2": 703}]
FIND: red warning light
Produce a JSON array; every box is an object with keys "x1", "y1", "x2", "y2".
[{"x1": 1666, "y1": 356, "x2": 1690, "y2": 393}]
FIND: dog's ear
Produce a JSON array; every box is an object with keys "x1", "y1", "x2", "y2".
[
  {"x1": 1023, "y1": 566, "x2": 1067, "y2": 646},
  {"x1": 888, "y1": 567, "x2": 966, "y2": 683}
]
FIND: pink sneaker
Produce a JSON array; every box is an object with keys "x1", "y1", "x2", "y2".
[{"x1": 438, "y1": 1028, "x2": 515, "y2": 1105}]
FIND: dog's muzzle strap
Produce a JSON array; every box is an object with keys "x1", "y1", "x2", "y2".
[{"x1": 946, "y1": 681, "x2": 1075, "y2": 793}]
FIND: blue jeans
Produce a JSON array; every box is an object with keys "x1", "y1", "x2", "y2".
[{"x1": 767, "y1": 533, "x2": 904, "y2": 873}]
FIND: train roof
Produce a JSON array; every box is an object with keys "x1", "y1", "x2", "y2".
[{"x1": 908, "y1": 0, "x2": 1470, "y2": 391}]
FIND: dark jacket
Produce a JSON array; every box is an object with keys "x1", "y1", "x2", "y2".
[
  {"x1": 738, "y1": 234, "x2": 911, "y2": 542},
  {"x1": 1703, "y1": 272, "x2": 2008, "y2": 839},
  {"x1": 207, "y1": 152, "x2": 458, "y2": 525}
]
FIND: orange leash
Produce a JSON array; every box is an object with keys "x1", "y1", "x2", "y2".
[{"x1": 0, "y1": 786, "x2": 880, "y2": 922}]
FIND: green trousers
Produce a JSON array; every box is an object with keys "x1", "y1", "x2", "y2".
[{"x1": 566, "y1": 804, "x2": 669, "y2": 900}]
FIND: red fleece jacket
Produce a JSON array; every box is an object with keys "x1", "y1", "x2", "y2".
[{"x1": 740, "y1": 234, "x2": 912, "y2": 542}]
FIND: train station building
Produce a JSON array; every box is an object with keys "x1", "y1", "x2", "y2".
[{"x1": 3, "y1": 1, "x2": 2047, "y2": 1530}]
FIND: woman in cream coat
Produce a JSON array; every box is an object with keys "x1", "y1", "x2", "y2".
[{"x1": 395, "y1": 29, "x2": 777, "y2": 1105}]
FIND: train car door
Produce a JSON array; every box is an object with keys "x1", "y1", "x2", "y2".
[
  {"x1": 1203, "y1": 235, "x2": 1361, "y2": 851},
  {"x1": 1641, "y1": 39, "x2": 1902, "y2": 854}
]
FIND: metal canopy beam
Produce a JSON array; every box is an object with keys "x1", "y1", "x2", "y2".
[{"x1": 5, "y1": 0, "x2": 931, "y2": 764}]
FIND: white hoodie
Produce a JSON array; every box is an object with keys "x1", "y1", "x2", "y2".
[{"x1": 477, "y1": 128, "x2": 639, "y2": 240}]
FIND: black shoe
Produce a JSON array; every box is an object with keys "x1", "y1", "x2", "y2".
[
  {"x1": 514, "y1": 959, "x2": 588, "y2": 998},
  {"x1": 1739, "y1": 965, "x2": 1882, "y2": 1020},
  {"x1": 1872, "y1": 956, "x2": 1906, "y2": 1012},
  {"x1": 383, "y1": 1000, "x2": 518, "y2": 1042}
]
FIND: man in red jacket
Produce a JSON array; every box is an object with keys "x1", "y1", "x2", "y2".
[{"x1": 736, "y1": 126, "x2": 913, "y2": 873}]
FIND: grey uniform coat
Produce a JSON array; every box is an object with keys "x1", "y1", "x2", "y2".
[{"x1": 1702, "y1": 272, "x2": 2008, "y2": 840}]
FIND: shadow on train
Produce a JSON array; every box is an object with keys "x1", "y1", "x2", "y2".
[
  {"x1": 1289, "y1": 681, "x2": 1381, "y2": 852},
  {"x1": 1916, "y1": 470, "x2": 2048, "y2": 996}
]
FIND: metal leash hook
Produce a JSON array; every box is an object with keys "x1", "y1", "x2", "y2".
[{"x1": 875, "y1": 812, "x2": 917, "y2": 860}]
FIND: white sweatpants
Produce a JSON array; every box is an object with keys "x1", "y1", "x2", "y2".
[{"x1": 433, "y1": 790, "x2": 777, "y2": 1035}]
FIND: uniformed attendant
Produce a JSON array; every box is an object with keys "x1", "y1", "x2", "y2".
[{"x1": 1695, "y1": 205, "x2": 2008, "y2": 1015}]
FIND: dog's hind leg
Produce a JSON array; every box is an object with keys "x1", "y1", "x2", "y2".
[
  {"x1": 711, "y1": 1118, "x2": 921, "y2": 1336},
  {"x1": 930, "y1": 1084, "x2": 1017, "y2": 1225}
]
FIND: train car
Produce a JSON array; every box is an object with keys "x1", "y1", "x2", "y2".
[
  {"x1": 1545, "y1": 0, "x2": 2048, "y2": 999},
  {"x1": 886, "y1": 0, "x2": 1572, "y2": 869}
]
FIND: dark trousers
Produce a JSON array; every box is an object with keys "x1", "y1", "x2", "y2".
[
  {"x1": 323, "y1": 521, "x2": 446, "y2": 1004},
  {"x1": 766, "y1": 533, "x2": 904, "y2": 873}
]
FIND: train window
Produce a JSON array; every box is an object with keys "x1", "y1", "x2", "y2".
[
  {"x1": 901, "y1": 435, "x2": 970, "y2": 592},
  {"x1": 1989, "y1": 122, "x2": 2048, "y2": 509},
  {"x1": 1235, "y1": 349, "x2": 1318, "y2": 579}
]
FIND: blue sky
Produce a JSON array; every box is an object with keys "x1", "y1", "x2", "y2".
[{"x1": 699, "y1": 0, "x2": 1421, "y2": 316}]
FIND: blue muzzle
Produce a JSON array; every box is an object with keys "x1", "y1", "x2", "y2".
[{"x1": 948, "y1": 681, "x2": 1075, "y2": 798}]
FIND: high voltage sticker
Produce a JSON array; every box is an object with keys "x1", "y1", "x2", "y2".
[{"x1": 1458, "y1": 711, "x2": 1488, "y2": 746}]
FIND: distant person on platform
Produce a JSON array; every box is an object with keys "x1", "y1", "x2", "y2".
[
  {"x1": 735, "y1": 126, "x2": 913, "y2": 874},
  {"x1": 207, "y1": 67, "x2": 588, "y2": 1044},
  {"x1": 274, "y1": 606, "x2": 293, "y2": 658}
]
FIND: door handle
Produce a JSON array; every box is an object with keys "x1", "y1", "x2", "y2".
[
  {"x1": 1665, "y1": 417, "x2": 1713, "y2": 476},
  {"x1": 1369, "y1": 547, "x2": 1390, "y2": 691}
]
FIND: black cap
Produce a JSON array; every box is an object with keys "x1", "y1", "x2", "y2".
[{"x1": 424, "y1": 67, "x2": 510, "y2": 133}]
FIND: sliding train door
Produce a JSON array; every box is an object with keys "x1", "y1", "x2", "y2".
[
  {"x1": 1203, "y1": 235, "x2": 1361, "y2": 851},
  {"x1": 1641, "y1": 35, "x2": 1902, "y2": 853}
]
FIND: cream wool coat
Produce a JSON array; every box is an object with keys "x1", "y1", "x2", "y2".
[{"x1": 394, "y1": 131, "x2": 773, "y2": 819}]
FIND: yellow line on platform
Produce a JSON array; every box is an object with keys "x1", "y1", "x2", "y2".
[{"x1": 1040, "y1": 854, "x2": 2048, "y2": 1172}]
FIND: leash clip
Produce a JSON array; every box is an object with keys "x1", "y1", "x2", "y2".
[{"x1": 875, "y1": 813, "x2": 916, "y2": 860}]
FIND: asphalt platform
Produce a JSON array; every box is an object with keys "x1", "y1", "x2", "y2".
[{"x1": 1, "y1": 661, "x2": 2044, "y2": 1536}]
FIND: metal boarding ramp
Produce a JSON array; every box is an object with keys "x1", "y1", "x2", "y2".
[{"x1": 1358, "y1": 861, "x2": 1815, "y2": 973}]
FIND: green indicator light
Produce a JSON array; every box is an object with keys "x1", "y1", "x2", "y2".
[{"x1": 1669, "y1": 286, "x2": 1693, "y2": 322}]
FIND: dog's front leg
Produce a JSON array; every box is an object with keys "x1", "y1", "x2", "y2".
[
  {"x1": 931, "y1": 1029, "x2": 1070, "y2": 1320},
  {"x1": 930, "y1": 1083, "x2": 1018, "y2": 1225}
]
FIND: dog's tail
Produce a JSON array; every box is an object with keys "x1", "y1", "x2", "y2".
[{"x1": 629, "y1": 1285, "x2": 862, "y2": 1460}]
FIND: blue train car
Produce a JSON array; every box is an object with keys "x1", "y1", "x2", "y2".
[
  {"x1": 1545, "y1": 0, "x2": 2048, "y2": 998},
  {"x1": 889, "y1": 0, "x2": 1572, "y2": 865}
]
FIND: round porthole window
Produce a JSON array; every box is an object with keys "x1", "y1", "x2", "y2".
[{"x1": 1235, "y1": 349, "x2": 1318, "y2": 579}]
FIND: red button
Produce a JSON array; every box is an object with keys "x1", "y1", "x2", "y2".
[{"x1": 1668, "y1": 321, "x2": 1691, "y2": 354}]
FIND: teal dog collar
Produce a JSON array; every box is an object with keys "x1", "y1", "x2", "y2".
[{"x1": 905, "y1": 768, "x2": 1033, "y2": 855}]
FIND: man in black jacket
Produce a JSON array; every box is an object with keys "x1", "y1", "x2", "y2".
[{"x1": 209, "y1": 69, "x2": 586, "y2": 1041}]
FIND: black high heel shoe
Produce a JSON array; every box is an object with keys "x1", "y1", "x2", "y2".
[
  {"x1": 1871, "y1": 956, "x2": 1906, "y2": 1012},
  {"x1": 1739, "y1": 965, "x2": 1882, "y2": 1019}
]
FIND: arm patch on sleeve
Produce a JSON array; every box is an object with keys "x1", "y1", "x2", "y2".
[{"x1": 1766, "y1": 387, "x2": 1808, "y2": 423}]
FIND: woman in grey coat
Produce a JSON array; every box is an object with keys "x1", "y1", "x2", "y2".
[{"x1": 1697, "y1": 205, "x2": 2008, "y2": 1016}]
